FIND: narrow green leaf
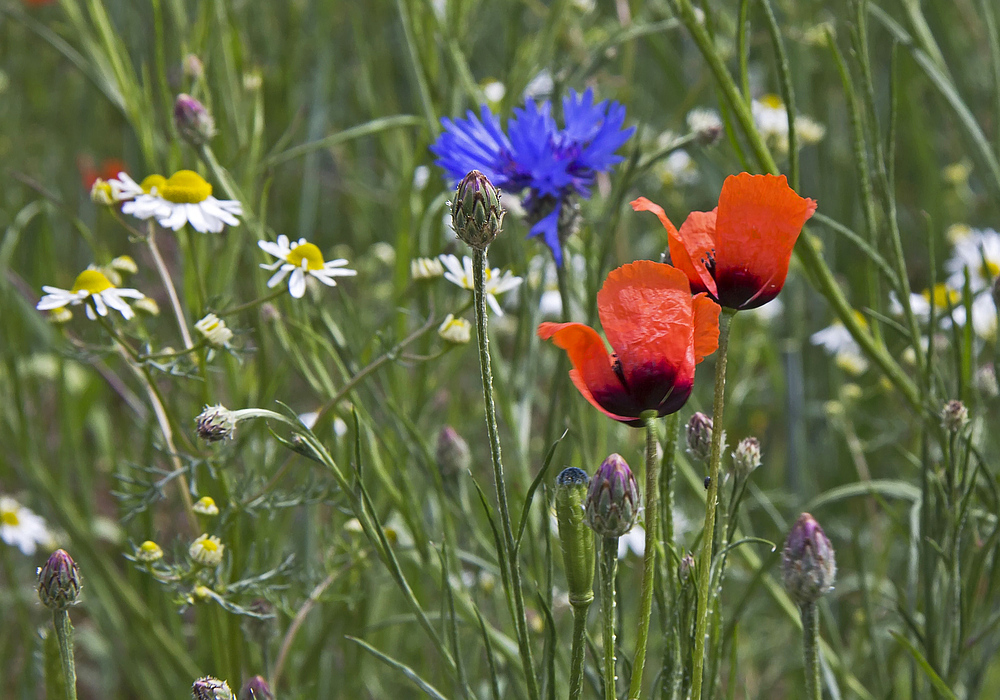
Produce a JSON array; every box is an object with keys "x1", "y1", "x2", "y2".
[{"x1": 890, "y1": 631, "x2": 958, "y2": 699}]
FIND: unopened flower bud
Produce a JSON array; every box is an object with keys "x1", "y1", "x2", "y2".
[
  {"x1": 686, "y1": 412, "x2": 713, "y2": 462},
  {"x1": 90, "y1": 178, "x2": 115, "y2": 205},
  {"x1": 585, "y1": 454, "x2": 639, "y2": 538},
  {"x1": 136, "y1": 540, "x2": 164, "y2": 562},
  {"x1": 192, "y1": 677, "x2": 234, "y2": 700},
  {"x1": 195, "y1": 313, "x2": 233, "y2": 348},
  {"x1": 940, "y1": 399, "x2": 968, "y2": 432},
  {"x1": 174, "y1": 93, "x2": 217, "y2": 146},
  {"x1": 37, "y1": 549, "x2": 81, "y2": 610},
  {"x1": 679, "y1": 552, "x2": 695, "y2": 583},
  {"x1": 436, "y1": 426, "x2": 471, "y2": 478},
  {"x1": 555, "y1": 467, "x2": 595, "y2": 607},
  {"x1": 196, "y1": 404, "x2": 237, "y2": 442},
  {"x1": 240, "y1": 676, "x2": 274, "y2": 700},
  {"x1": 134, "y1": 296, "x2": 161, "y2": 316},
  {"x1": 451, "y1": 170, "x2": 504, "y2": 250},
  {"x1": 733, "y1": 437, "x2": 761, "y2": 477},
  {"x1": 781, "y1": 513, "x2": 836, "y2": 605},
  {"x1": 183, "y1": 54, "x2": 204, "y2": 80},
  {"x1": 193, "y1": 496, "x2": 220, "y2": 516},
  {"x1": 686, "y1": 107, "x2": 723, "y2": 146}
]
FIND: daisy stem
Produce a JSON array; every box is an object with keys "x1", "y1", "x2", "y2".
[
  {"x1": 628, "y1": 414, "x2": 661, "y2": 700},
  {"x1": 690, "y1": 307, "x2": 735, "y2": 700},
  {"x1": 52, "y1": 608, "x2": 78, "y2": 700},
  {"x1": 600, "y1": 536, "x2": 619, "y2": 700},
  {"x1": 472, "y1": 248, "x2": 539, "y2": 700},
  {"x1": 145, "y1": 222, "x2": 195, "y2": 350}
]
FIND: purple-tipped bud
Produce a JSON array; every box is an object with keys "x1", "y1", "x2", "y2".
[
  {"x1": 37, "y1": 549, "x2": 81, "y2": 610},
  {"x1": 436, "y1": 426, "x2": 471, "y2": 478},
  {"x1": 174, "y1": 93, "x2": 217, "y2": 146},
  {"x1": 781, "y1": 513, "x2": 836, "y2": 605},
  {"x1": 193, "y1": 677, "x2": 234, "y2": 700},
  {"x1": 451, "y1": 170, "x2": 504, "y2": 250},
  {"x1": 679, "y1": 552, "x2": 695, "y2": 583},
  {"x1": 585, "y1": 454, "x2": 639, "y2": 538},
  {"x1": 240, "y1": 676, "x2": 274, "y2": 700},
  {"x1": 686, "y1": 412, "x2": 713, "y2": 463},
  {"x1": 196, "y1": 404, "x2": 237, "y2": 442},
  {"x1": 733, "y1": 437, "x2": 762, "y2": 477},
  {"x1": 940, "y1": 399, "x2": 969, "y2": 433},
  {"x1": 555, "y1": 467, "x2": 595, "y2": 607}
]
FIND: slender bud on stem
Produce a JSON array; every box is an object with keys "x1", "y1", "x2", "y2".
[
  {"x1": 686, "y1": 412, "x2": 714, "y2": 463},
  {"x1": 174, "y1": 93, "x2": 217, "y2": 145},
  {"x1": 451, "y1": 170, "x2": 504, "y2": 250},
  {"x1": 733, "y1": 436, "x2": 762, "y2": 477},
  {"x1": 585, "y1": 454, "x2": 639, "y2": 538},
  {"x1": 38, "y1": 549, "x2": 81, "y2": 611},
  {"x1": 781, "y1": 512, "x2": 837, "y2": 606}
]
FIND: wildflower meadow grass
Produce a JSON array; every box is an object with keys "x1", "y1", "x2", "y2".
[{"x1": 2, "y1": 0, "x2": 1000, "y2": 698}]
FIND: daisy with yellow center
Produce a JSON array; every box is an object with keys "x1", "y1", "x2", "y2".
[
  {"x1": 37, "y1": 268, "x2": 144, "y2": 320},
  {"x1": 946, "y1": 227, "x2": 1000, "y2": 292},
  {"x1": 135, "y1": 540, "x2": 164, "y2": 562},
  {"x1": 122, "y1": 170, "x2": 242, "y2": 233},
  {"x1": 439, "y1": 253, "x2": 523, "y2": 316},
  {"x1": 258, "y1": 235, "x2": 357, "y2": 299},
  {"x1": 193, "y1": 496, "x2": 220, "y2": 516},
  {"x1": 438, "y1": 314, "x2": 472, "y2": 344},
  {"x1": 189, "y1": 533, "x2": 225, "y2": 566},
  {"x1": 0, "y1": 496, "x2": 53, "y2": 556}
]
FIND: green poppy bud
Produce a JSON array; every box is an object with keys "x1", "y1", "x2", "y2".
[
  {"x1": 781, "y1": 513, "x2": 836, "y2": 605},
  {"x1": 451, "y1": 170, "x2": 504, "y2": 250},
  {"x1": 585, "y1": 454, "x2": 639, "y2": 538},
  {"x1": 555, "y1": 467, "x2": 595, "y2": 607}
]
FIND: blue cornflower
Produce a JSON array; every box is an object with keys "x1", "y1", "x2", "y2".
[{"x1": 431, "y1": 88, "x2": 635, "y2": 266}]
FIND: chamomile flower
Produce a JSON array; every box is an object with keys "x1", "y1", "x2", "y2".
[
  {"x1": 752, "y1": 95, "x2": 826, "y2": 153},
  {"x1": 439, "y1": 254, "x2": 523, "y2": 316},
  {"x1": 123, "y1": 170, "x2": 242, "y2": 233},
  {"x1": 113, "y1": 172, "x2": 165, "y2": 208},
  {"x1": 258, "y1": 235, "x2": 358, "y2": 298},
  {"x1": 438, "y1": 314, "x2": 472, "y2": 344},
  {"x1": 411, "y1": 257, "x2": 444, "y2": 280},
  {"x1": 189, "y1": 533, "x2": 225, "y2": 566},
  {"x1": 135, "y1": 540, "x2": 164, "y2": 562},
  {"x1": 193, "y1": 496, "x2": 220, "y2": 516},
  {"x1": 946, "y1": 227, "x2": 1000, "y2": 292},
  {"x1": 37, "y1": 268, "x2": 144, "y2": 320},
  {"x1": 194, "y1": 313, "x2": 233, "y2": 347},
  {"x1": 1, "y1": 496, "x2": 53, "y2": 556}
]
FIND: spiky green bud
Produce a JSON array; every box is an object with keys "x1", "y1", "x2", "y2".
[
  {"x1": 37, "y1": 549, "x2": 81, "y2": 610},
  {"x1": 585, "y1": 454, "x2": 639, "y2": 539},
  {"x1": 555, "y1": 467, "x2": 595, "y2": 607},
  {"x1": 451, "y1": 170, "x2": 504, "y2": 250}
]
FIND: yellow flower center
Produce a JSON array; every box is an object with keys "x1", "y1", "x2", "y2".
[
  {"x1": 287, "y1": 242, "x2": 326, "y2": 270},
  {"x1": 139, "y1": 541, "x2": 160, "y2": 554},
  {"x1": 199, "y1": 538, "x2": 219, "y2": 552},
  {"x1": 1, "y1": 509, "x2": 19, "y2": 527},
  {"x1": 71, "y1": 269, "x2": 115, "y2": 295},
  {"x1": 140, "y1": 174, "x2": 167, "y2": 194},
  {"x1": 761, "y1": 93, "x2": 784, "y2": 109},
  {"x1": 922, "y1": 284, "x2": 960, "y2": 308},
  {"x1": 982, "y1": 260, "x2": 1000, "y2": 278},
  {"x1": 852, "y1": 310, "x2": 869, "y2": 330},
  {"x1": 160, "y1": 170, "x2": 212, "y2": 203}
]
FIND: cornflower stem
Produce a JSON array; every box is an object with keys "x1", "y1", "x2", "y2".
[
  {"x1": 52, "y1": 609, "x2": 78, "y2": 700},
  {"x1": 600, "y1": 537, "x2": 619, "y2": 700},
  {"x1": 691, "y1": 307, "x2": 735, "y2": 699},
  {"x1": 145, "y1": 221, "x2": 195, "y2": 351},
  {"x1": 628, "y1": 414, "x2": 661, "y2": 700},
  {"x1": 801, "y1": 602, "x2": 822, "y2": 700},
  {"x1": 472, "y1": 248, "x2": 539, "y2": 700},
  {"x1": 568, "y1": 602, "x2": 591, "y2": 700}
]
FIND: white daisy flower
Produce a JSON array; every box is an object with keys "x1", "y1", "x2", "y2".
[
  {"x1": 752, "y1": 95, "x2": 826, "y2": 153},
  {"x1": 123, "y1": 170, "x2": 242, "y2": 233},
  {"x1": 258, "y1": 235, "x2": 358, "y2": 299},
  {"x1": 194, "y1": 313, "x2": 233, "y2": 347},
  {"x1": 189, "y1": 533, "x2": 224, "y2": 566},
  {"x1": 439, "y1": 254, "x2": 523, "y2": 316},
  {"x1": 483, "y1": 80, "x2": 506, "y2": 104},
  {"x1": 946, "y1": 227, "x2": 1000, "y2": 292},
  {"x1": 438, "y1": 314, "x2": 472, "y2": 344},
  {"x1": 193, "y1": 496, "x2": 220, "y2": 517},
  {"x1": 411, "y1": 257, "x2": 445, "y2": 280},
  {"x1": 1, "y1": 496, "x2": 53, "y2": 556},
  {"x1": 37, "y1": 268, "x2": 144, "y2": 320}
]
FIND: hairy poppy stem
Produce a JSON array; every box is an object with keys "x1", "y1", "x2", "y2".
[
  {"x1": 690, "y1": 308, "x2": 735, "y2": 699},
  {"x1": 628, "y1": 414, "x2": 661, "y2": 699},
  {"x1": 472, "y1": 248, "x2": 539, "y2": 700},
  {"x1": 600, "y1": 536, "x2": 619, "y2": 700}
]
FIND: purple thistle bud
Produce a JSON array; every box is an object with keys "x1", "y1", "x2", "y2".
[
  {"x1": 781, "y1": 513, "x2": 837, "y2": 605},
  {"x1": 174, "y1": 93, "x2": 217, "y2": 146},
  {"x1": 451, "y1": 170, "x2": 504, "y2": 250},
  {"x1": 192, "y1": 677, "x2": 234, "y2": 700},
  {"x1": 585, "y1": 454, "x2": 639, "y2": 538},
  {"x1": 686, "y1": 412, "x2": 713, "y2": 463},
  {"x1": 37, "y1": 549, "x2": 81, "y2": 610},
  {"x1": 240, "y1": 676, "x2": 274, "y2": 700}
]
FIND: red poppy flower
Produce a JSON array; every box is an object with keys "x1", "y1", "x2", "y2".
[
  {"x1": 538, "y1": 261, "x2": 720, "y2": 426},
  {"x1": 632, "y1": 173, "x2": 817, "y2": 310}
]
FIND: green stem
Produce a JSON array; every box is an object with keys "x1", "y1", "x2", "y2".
[
  {"x1": 659, "y1": 412, "x2": 681, "y2": 692},
  {"x1": 568, "y1": 603, "x2": 590, "y2": 700},
  {"x1": 217, "y1": 285, "x2": 286, "y2": 316},
  {"x1": 146, "y1": 221, "x2": 194, "y2": 350},
  {"x1": 53, "y1": 609, "x2": 78, "y2": 700},
  {"x1": 472, "y1": 248, "x2": 539, "y2": 700},
  {"x1": 802, "y1": 602, "x2": 822, "y2": 700},
  {"x1": 628, "y1": 416, "x2": 661, "y2": 699},
  {"x1": 600, "y1": 537, "x2": 619, "y2": 700},
  {"x1": 691, "y1": 308, "x2": 735, "y2": 699}
]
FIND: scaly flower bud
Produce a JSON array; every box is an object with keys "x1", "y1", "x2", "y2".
[
  {"x1": 555, "y1": 467, "x2": 595, "y2": 607},
  {"x1": 240, "y1": 676, "x2": 274, "y2": 700},
  {"x1": 192, "y1": 677, "x2": 234, "y2": 700},
  {"x1": 585, "y1": 454, "x2": 639, "y2": 538},
  {"x1": 37, "y1": 549, "x2": 81, "y2": 610},
  {"x1": 451, "y1": 170, "x2": 504, "y2": 250},
  {"x1": 781, "y1": 513, "x2": 836, "y2": 605},
  {"x1": 733, "y1": 437, "x2": 761, "y2": 477},
  {"x1": 940, "y1": 399, "x2": 969, "y2": 432},
  {"x1": 174, "y1": 93, "x2": 217, "y2": 146},
  {"x1": 686, "y1": 412, "x2": 713, "y2": 463},
  {"x1": 196, "y1": 404, "x2": 237, "y2": 442},
  {"x1": 436, "y1": 426, "x2": 471, "y2": 479}
]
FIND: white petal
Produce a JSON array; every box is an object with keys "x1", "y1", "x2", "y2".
[
  {"x1": 201, "y1": 198, "x2": 240, "y2": 226},
  {"x1": 289, "y1": 269, "x2": 306, "y2": 298},
  {"x1": 259, "y1": 240, "x2": 287, "y2": 259},
  {"x1": 487, "y1": 293, "x2": 504, "y2": 317},
  {"x1": 158, "y1": 204, "x2": 188, "y2": 231},
  {"x1": 267, "y1": 267, "x2": 291, "y2": 289},
  {"x1": 91, "y1": 294, "x2": 108, "y2": 317},
  {"x1": 310, "y1": 271, "x2": 339, "y2": 287},
  {"x1": 185, "y1": 203, "x2": 210, "y2": 233},
  {"x1": 85, "y1": 304, "x2": 97, "y2": 320}
]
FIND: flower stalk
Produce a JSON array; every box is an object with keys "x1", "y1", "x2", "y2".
[
  {"x1": 600, "y1": 536, "x2": 619, "y2": 700},
  {"x1": 801, "y1": 602, "x2": 822, "y2": 700},
  {"x1": 691, "y1": 307, "x2": 735, "y2": 698},
  {"x1": 52, "y1": 609, "x2": 78, "y2": 700}
]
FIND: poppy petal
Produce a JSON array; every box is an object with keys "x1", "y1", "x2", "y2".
[
  {"x1": 691, "y1": 293, "x2": 722, "y2": 363},
  {"x1": 714, "y1": 173, "x2": 817, "y2": 309},
  {"x1": 596, "y1": 261, "x2": 696, "y2": 411},
  {"x1": 567, "y1": 369, "x2": 640, "y2": 425},
  {"x1": 538, "y1": 322, "x2": 638, "y2": 420},
  {"x1": 631, "y1": 197, "x2": 717, "y2": 297}
]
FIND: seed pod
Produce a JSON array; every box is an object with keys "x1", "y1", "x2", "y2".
[
  {"x1": 451, "y1": 170, "x2": 504, "y2": 250},
  {"x1": 585, "y1": 454, "x2": 639, "y2": 538},
  {"x1": 686, "y1": 412, "x2": 713, "y2": 463},
  {"x1": 37, "y1": 549, "x2": 81, "y2": 610},
  {"x1": 555, "y1": 467, "x2": 595, "y2": 607},
  {"x1": 781, "y1": 513, "x2": 836, "y2": 605}
]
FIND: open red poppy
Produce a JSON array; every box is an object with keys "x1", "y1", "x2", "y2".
[
  {"x1": 632, "y1": 173, "x2": 817, "y2": 310},
  {"x1": 538, "y1": 261, "x2": 720, "y2": 426}
]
